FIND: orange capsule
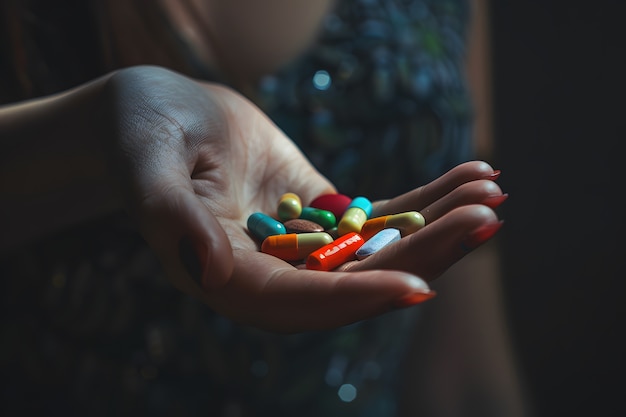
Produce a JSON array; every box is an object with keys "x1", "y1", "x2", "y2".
[
  {"x1": 360, "y1": 211, "x2": 425, "y2": 240},
  {"x1": 262, "y1": 232, "x2": 333, "y2": 261},
  {"x1": 306, "y1": 232, "x2": 365, "y2": 271}
]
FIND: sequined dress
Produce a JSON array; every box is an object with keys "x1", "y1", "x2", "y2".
[{"x1": 0, "y1": 1, "x2": 473, "y2": 416}]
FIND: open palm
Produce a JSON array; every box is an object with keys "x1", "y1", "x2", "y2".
[{"x1": 104, "y1": 66, "x2": 504, "y2": 332}]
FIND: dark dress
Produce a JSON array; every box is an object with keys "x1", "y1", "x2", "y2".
[{"x1": 0, "y1": 1, "x2": 473, "y2": 416}]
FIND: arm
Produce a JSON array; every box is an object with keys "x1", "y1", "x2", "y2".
[{"x1": 0, "y1": 75, "x2": 120, "y2": 252}]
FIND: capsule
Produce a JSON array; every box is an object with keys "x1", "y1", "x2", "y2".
[
  {"x1": 277, "y1": 192, "x2": 302, "y2": 221},
  {"x1": 299, "y1": 207, "x2": 336, "y2": 230},
  {"x1": 247, "y1": 212, "x2": 286, "y2": 241},
  {"x1": 355, "y1": 228, "x2": 401, "y2": 260},
  {"x1": 309, "y1": 193, "x2": 353, "y2": 219},
  {"x1": 306, "y1": 232, "x2": 365, "y2": 271},
  {"x1": 262, "y1": 232, "x2": 334, "y2": 261},
  {"x1": 360, "y1": 211, "x2": 425, "y2": 240},
  {"x1": 337, "y1": 196, "x2": 372, "y2": 236}
]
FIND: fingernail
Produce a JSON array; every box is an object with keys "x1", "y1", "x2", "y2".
[
  {"x1": 393, "y1": 290, "x2": 437, "y2": 309},
  {"x1": 179, "y1": 236, "x2": 207, "y2": 288},
  {"x1": 460, "y1": 221, "x2": 504, "y2": 252},
  {"x1": 483, "y1": 170, "x2": 501, "y2": 181},
  {"x1": 404, "y1": 275, "x2": 430, "y2": 291},
  {"x1": 481, "y1": 193, "x2": 509, "y2": 208}
]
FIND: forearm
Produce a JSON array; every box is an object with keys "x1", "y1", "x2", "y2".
[{"x1": 0, "y1": 74, "x2": 121, "y2": 252}]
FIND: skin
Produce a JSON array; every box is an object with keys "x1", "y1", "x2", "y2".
[
  {"x1": 0, "y1": 66, "x2": 503, "y2": 333},
  {"x1": 1, "y1": 2, "x2": 531, "y2": 414}
]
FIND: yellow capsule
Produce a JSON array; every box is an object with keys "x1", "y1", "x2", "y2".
[
  {"x1": 277, "y1": 192, "x2": 302, "y2": 221},
  {"x1": 262, "y1": 232, "x2": 334, "y2": 261},
  {"x1": 337, "y1": 196, "x2": 372, "y2": 236},
  {"x1": 360, "y1": 211, "x2": 425, "y2": 240}
]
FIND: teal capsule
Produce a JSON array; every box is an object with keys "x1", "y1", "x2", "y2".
[
  {"x1": 247, "y1": 212, "x2": 286, "y2": 242},
  {"x1": 299, "y1": 207, "x2": 337, "y2": 230}
]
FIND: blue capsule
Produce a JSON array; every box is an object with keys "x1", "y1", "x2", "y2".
[{"x1": 247, "y1": 212, "x2": 286, "y2": 241}]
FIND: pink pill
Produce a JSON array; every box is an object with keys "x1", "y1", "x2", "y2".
[{"x1": 309, "y1": 193, "x2": 353, "y2": 219}]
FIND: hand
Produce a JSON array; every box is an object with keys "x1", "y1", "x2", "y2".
[{"x1": 102, "y1": 66, "x2": 506, "y2": 332}]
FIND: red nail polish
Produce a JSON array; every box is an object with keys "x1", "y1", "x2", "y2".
[
  {"x1": 393, "y1": 290, "x2": 437, "y2": 309},
  {"x1": 482, "y1": 193, "x2": 509, "y2": 208},
  {"x1": 460, "y1": 221, "x2": 504, "y2": 252},
  {"x1": 484, "y1": 170, "x2": 501, "y2": 181}
]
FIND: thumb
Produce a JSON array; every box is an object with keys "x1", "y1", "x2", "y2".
[{"x1": 134, "y1": 184, "x2": 234, "y2": 294}]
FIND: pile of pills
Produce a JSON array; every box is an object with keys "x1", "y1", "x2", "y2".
[{"x1": 247, "y1": 193, "x2": 425, "y2": 271}]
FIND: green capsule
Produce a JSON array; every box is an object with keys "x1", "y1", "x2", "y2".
[{"x1": 299, "y1": 207, "x2": 337, "y2": 230}]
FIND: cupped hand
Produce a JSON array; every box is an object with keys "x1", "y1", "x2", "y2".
[{"x1": 101, "y1": 66, "x2": 506, "y2": 332}]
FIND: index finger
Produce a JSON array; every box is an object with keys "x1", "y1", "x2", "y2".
[{"x1": 373, "y1": 160, "x2": 500, "y2": 216}]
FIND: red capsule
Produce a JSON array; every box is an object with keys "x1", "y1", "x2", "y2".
[
  {"x1": 309, "y1": 193, "x2": 353, "y2": 219},
  {"x1": 306, "y1": 232, "x2": 365, "y2": 271}
]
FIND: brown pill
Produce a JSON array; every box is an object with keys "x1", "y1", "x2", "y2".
[{"x1": 284, "y1": 219, "x2": 325, "y2": 234}]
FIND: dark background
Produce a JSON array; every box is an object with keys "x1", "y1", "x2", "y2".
[{"x1": 490, "y1": 1, "x2": 625, "y2": 416}]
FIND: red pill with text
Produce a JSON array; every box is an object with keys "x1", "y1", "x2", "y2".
[{"x1": 306, "y1": 232, "x2": 364, "y2": 271}]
